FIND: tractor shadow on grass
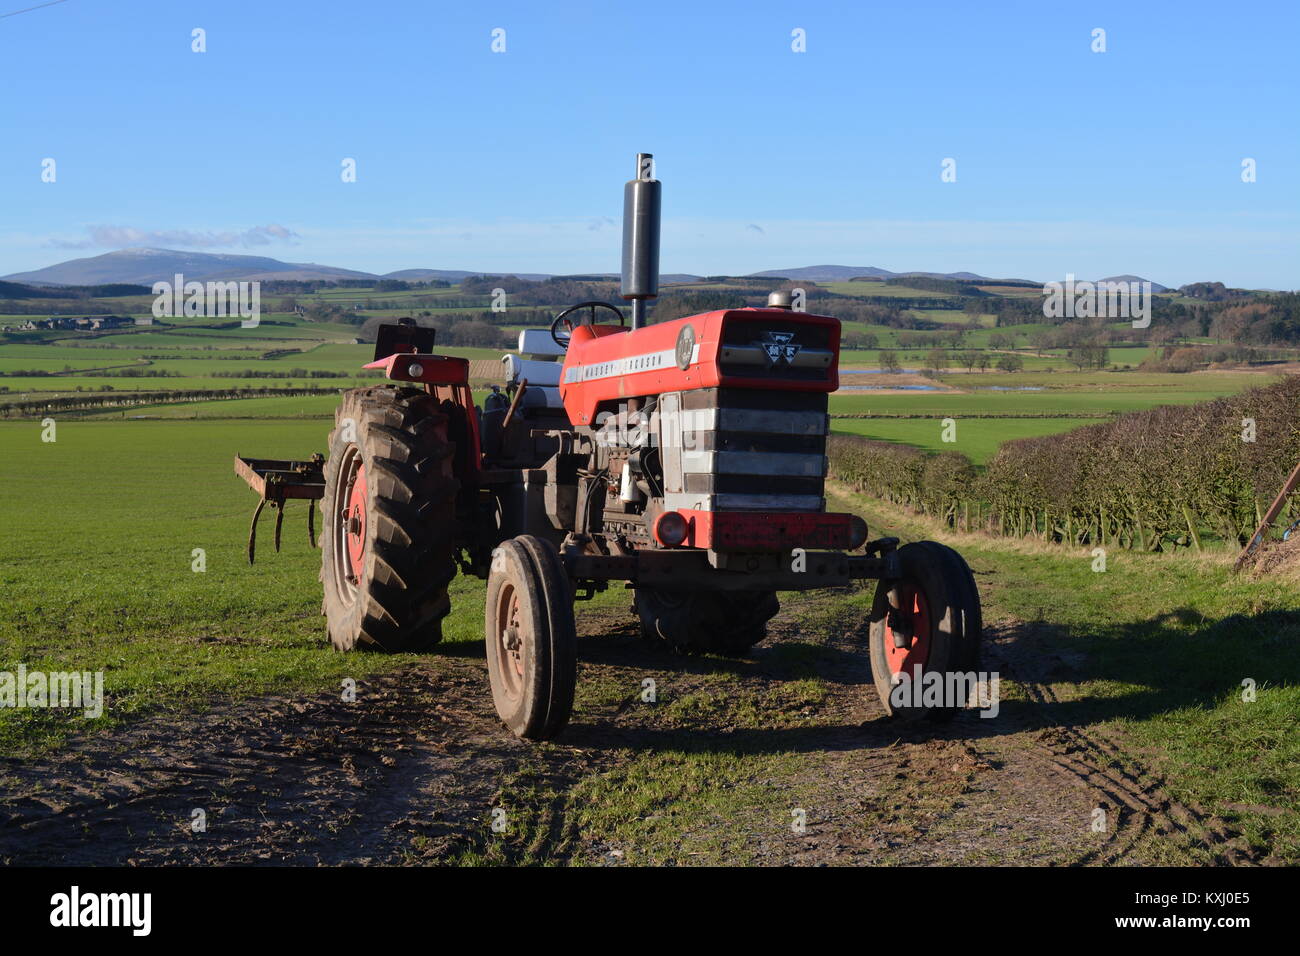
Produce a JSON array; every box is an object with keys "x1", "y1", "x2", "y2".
[
  {"x1": 559, "y1": 705, "x2": 1004, "y2": 759},
  {"x1": 980, "y1": 607, "x2": 1300, "y2": 733},
  {"x1": 426, "y1": 590, "x2": 1300, "y2": 758},
  {"x1": 425, "y1": 636, "x2": 489, "y2": 660},
  {"x1": 559, "y1": 605, "x2": 1300, "y2": 760},
  {"x1": 572, "y1": 605, "x2": 877, "y2": 689},
  {"x1": 564, "y1": 610, "x2": 1015, "y2": 756}
]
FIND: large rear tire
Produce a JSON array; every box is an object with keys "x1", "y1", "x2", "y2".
[
  {"x1": 320, "y1": 387, "x2": 459, "y2": 652},
  {"x1": 867, "y1": 541, "x2": 982, "y2": 722},
  {"x1": 634, "y1": 589, "x2": 780, "y2": 657},
  {"x1": 485, "y1": 536, "x2": 578, "y2": 740}
]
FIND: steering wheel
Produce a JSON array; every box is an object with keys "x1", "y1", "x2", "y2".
[{"x1": 550, "y1": 301, "x2": 625, "y2": 348}]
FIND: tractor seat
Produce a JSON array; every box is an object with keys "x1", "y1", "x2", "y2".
[
  {"x1": 517, "y1": 328, "x2": 566, "y2": 359},
  {"x1": 502, "y1": 330, "x2": 564, "y2": 408}
]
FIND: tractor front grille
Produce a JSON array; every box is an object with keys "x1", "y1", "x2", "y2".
[{"x1": 658, "y1": 388, "x2": 829, "y2": 512}]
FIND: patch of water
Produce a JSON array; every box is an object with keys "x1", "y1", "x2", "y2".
[
  {"x1": 838, "y1": 384, "x2": 938, "y2": 391},
  {"x1": 842, "y1": 367, "x2": 922, "y2": 374}
]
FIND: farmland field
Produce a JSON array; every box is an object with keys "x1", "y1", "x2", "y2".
[
  {"x1": 821, "y1": 280, "x2": 956, "y2": 298},
  {"x1": 83, "y1": 394, "x2": 347, "y2": 419},
  {"x1": 831, "y1": 381, "x2": 1271, "y2": 420},
  {"x1": 0, "y1": 418, "x2": 496, "y2": 751},
  {"x1": 825, "y1": 368, "x2": 1281, "y2": 460},
  {"x1": 0, "y1": 314, "x2": 509, "y2": 406},
  {"x1": 831, "y1": 416, "x2": 1110, "y2": 463},
  {"x1": 4, "y1": 295, "x2": 1284, "y2": 509}
]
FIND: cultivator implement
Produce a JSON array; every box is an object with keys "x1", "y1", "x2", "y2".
[{"x1": 233, "y1": 455, "x2": 325, "y2": 563}]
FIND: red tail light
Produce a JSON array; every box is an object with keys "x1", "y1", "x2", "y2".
[{"x1": 653, "y1": 511, "x2": 689, "y2": 547}]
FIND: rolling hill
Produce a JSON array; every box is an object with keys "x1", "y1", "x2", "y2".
[
  {"x1": 5, "y1": 249, "x2": 1176, "y2": 294},
  {"x1": 3, "y1": 249, "x2": 378, "y2": 286},
  {"x1": 748, "y1": 265, "x2": 999, "y2": 282}
]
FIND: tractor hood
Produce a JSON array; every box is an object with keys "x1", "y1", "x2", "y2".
[{"x1": 558, "y1": 306, "x2": 841, "y2": 425}]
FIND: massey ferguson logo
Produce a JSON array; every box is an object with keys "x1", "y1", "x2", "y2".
[{"x1": 757, "y1": 330, "x2": 800, "y2": 367}]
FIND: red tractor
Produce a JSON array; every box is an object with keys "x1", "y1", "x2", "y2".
[{"x1": 236, "y1": 154, "x2": 981, "y2": 740}]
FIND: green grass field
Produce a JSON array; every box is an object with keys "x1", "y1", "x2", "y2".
[
  {"x1": 831, "y1": 417, "x2": 1109, "y2": 463},
  {"x1": 829, "y1": 372, "x2": 1274, "y2": 418},
  {"x1": 0, "y1": 314, "x2": 507, "y2": 402},
  {"x1": 0, "y1": 284, "x2": 1281, "y2": 476},
  {"x1": 820, "y1": 280, "x2": 956, "y2": 298},
  {"x1": 81, "y1": 389, "x2": 496, "y2": 420},
  {"x1": 84, "y1": 394, "x2": 347, "y2": 419},
  {"x1": 0, "y1": 418, "x2": 505, "y2": 753}
]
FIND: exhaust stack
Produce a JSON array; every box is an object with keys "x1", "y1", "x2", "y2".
[{"x1": 621, "y1": 152, "x2": 660, "y2": 330}]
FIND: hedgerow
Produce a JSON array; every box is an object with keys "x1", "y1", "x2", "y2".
[{"x1": 829, "y1": 376, "x2": 1300, "y2": 550}]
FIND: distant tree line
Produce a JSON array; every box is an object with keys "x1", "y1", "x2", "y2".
[
  {"x1": 257, "y1": 278, "x2": 451, "y2": 295},
  {"x1": 0, "y1": 280, "x2": 152, "y2": 301},
  {"x1": 210, "y1": 368, "x2": 354, "y2": 379}
]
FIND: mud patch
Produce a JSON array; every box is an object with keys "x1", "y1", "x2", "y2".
[
  {"x1": 0, "y1": 592, "x2": 1250, "y2": 866},
  {"x1": 0, "y1": 661, "x2": 580, "y2": 865}
]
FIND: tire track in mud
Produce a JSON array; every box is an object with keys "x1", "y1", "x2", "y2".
[
  {"x1": 984, "y1": 619, "x2": 1258, "y2": 866},
  {"x1": 727, "y1": 591, "x2": 1254, "y2": 866},
  {"x1": 786, "y1": 600, "x2": 1102, "y2": 866}
]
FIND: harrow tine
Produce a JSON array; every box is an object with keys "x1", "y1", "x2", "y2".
[
  {"x1": 274, "y1": 502, "x2": 284, "y2": 553},
  {"x1": 247, "y1": 498, "x2": 267, "y2": 565}
]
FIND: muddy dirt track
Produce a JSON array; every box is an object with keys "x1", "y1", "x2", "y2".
[{"x1": 0, "y1": 584, "x2": 1260, "y2": 866}]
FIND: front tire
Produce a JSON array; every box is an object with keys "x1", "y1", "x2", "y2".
[
  {"x1": 485, "y1": 536, "x2": 577, "y2": 740},
  {"x1": 868, "y1": 541, "x2": 982, "y2": 722},
  {"x1": 320, "y1": 387, "x2": 459, "y2": 652}
]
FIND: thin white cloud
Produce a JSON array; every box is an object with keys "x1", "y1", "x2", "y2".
[{"x1": 48, "y1": 224, "x2": 300, "y2": 250}]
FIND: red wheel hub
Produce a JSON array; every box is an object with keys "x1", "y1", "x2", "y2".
[
  {"x1": 883, "y1": 583, "x2": 930, "y2": 678},
  {"x1": 494, "y1": 585, "x2": 526, "y2": 703},
  {"x1": 345, "y1": 463, "x2": 367, "y2": 579}
]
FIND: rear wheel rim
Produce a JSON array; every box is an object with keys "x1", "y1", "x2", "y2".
[
  {"x1": 330, "y1": 444, "x2": 365, "y2": 606},
  {"x1": 883, "y1": 582, "x2": 931, "y2": 678},
  {"x1": 494, "y1": 583, "x2": 525, "y2": 703}
]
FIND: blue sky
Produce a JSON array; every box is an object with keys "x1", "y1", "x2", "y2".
[{"x1": 1, "y1": 0, "x2": 1296, "y2": 287}]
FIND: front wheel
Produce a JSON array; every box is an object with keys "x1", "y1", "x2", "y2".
[
  {"x1": 868, "y1": 541, "x2": 981, "y2": 722},
  {"x1": 485, "y1": 536, "x2": 577, "y2": 740}
]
